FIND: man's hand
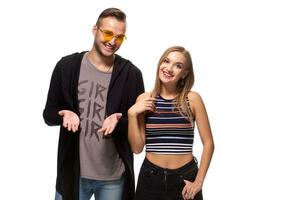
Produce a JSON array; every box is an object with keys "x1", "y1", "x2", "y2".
[
  {"x1": 58, "y1": 110, "x2": 80, "y2": 132},
  {"x1": 98, "y1": 113, "x2": 122, "y2": 136}
]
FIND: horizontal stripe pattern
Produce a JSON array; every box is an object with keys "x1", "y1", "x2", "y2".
[{"x1": 145, "y1": 96, "x2": 195, "y2": 154}]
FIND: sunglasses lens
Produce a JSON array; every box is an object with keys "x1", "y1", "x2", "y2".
[
  {"x1": 102, "y1": 30, "x2": 114, "y2": 41},
  {"x1": 115, "y1": 36, "x2": 125, "y2": 45},
  {"x1": 99, "y1": 28, "x2": 126, "y2": 45}
]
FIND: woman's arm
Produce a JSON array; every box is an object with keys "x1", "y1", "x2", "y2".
[
  {"x1": 182, "y1": 91, "x2": 214, "y2": 199},
  {"x1": 128, "y1": 93, "x2": 156, "y2": 154},
  {"x1": 192, "y1": 91, "x2": 214, "y2": 186}
]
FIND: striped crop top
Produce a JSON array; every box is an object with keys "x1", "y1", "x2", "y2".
[{"x1": 145, "y1": 95, "x2": 195, "y2": 155}]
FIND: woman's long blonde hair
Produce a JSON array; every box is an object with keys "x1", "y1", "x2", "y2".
[{"x1": 152, "y1": 46, "x2": 195, "y2": 120}]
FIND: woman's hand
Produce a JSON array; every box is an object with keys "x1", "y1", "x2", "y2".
[
  {"x1": 182, "y1": 180, "x2": 203, "y2": 200},
  {"x1": 128, "y1": 97, "x2": 156, "y2": 117}
]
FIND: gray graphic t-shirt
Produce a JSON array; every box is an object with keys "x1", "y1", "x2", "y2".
[{"x1": 78, "y1": 53, "x2": 125, "y2": 180}]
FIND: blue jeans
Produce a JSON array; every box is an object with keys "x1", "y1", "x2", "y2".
[
  {"x1": 55, "y1": 191, "x2": 62, "y2": 200},
  {"x1": 55, "y1": 176, "x2": 124, "y2": 200}
]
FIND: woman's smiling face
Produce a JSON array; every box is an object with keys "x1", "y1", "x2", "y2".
[{"x1": 158, "y1": 51, "x2": 188, "y2": 86}]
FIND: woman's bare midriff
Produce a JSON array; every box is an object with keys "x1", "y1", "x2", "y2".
[{"x1": 146, "y1": 152, "x2": 194, "y2": 169}]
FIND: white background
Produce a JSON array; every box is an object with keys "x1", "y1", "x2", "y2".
[{"x1": 0, "y1": 0, "x2": 299, "y2": 199}]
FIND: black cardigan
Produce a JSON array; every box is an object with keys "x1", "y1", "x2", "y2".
[{"x1": 43, "y1": 52, "x2": 144, "y2": 200}]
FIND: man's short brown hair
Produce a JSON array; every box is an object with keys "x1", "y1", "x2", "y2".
[{"x1": 96, "y1": 8, "x2": 126, "y2": 26}]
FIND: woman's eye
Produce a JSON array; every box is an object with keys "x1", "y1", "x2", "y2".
[
  {"x1": 163, "y1": 59, "x2": 169, "y2": 63},
  {"x1": 176, "y1": 64, "x2": 183, "y2": 69}
]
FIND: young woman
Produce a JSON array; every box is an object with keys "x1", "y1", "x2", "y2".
[{"x1": 128, "y1": 46, "x2": 214, "y2": 200}]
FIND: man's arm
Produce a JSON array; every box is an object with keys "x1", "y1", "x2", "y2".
[
  {"x1": 43, "y1": 60, "x2": 64, "y2": 126},
  {"x1": 116, "y1": 69, "x2": 145, "y2": 133},
  {"x1": 101, "y1": 68, "x2": 145, "y2": 136}
]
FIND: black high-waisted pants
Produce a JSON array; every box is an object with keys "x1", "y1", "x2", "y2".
[{"x1": 135, "y1": 157, "x2": 203, "y2": 200}]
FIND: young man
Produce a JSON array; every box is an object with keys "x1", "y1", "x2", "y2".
[{"x1": 43, "y1": 8, "x2": 144, "y2": 200}]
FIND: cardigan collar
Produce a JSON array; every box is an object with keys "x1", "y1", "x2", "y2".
[{"x1": 110, "y1": 54, "x2": 129, "y2": 90}]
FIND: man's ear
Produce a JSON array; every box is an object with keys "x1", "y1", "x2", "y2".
[{"x1": 92, "y1": 25, "x2": 98, "y2": 35}]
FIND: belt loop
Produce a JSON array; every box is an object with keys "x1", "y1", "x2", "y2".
[{"x1": 193, "y1": 156, "x2": 198, "y2": 164}]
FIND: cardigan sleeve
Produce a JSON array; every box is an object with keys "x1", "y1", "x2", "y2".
[
  {"x1": 114, "y1": 67, "x2": 144, "y2": 136},
  {"x1": 136, "y1": 69, "x2": 145, "y2": 98},
  {"x1": 43, "y1": 59, "x2": 64, "y2": 126}
]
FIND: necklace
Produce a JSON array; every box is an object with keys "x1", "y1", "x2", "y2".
[
  {"x1": 106, "y1": 64, "x2": 113, "y2": 72},
  {"x1": 106, "y1": 54, "x2": 115, "y2": 72},
  {"x1": 87, "y1": 52, "x2": 114, "y2": 72}
]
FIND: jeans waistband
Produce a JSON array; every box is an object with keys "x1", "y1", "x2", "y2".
[{"x1": 143, "y1": 157, "x2": 198, "y2": 175}]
